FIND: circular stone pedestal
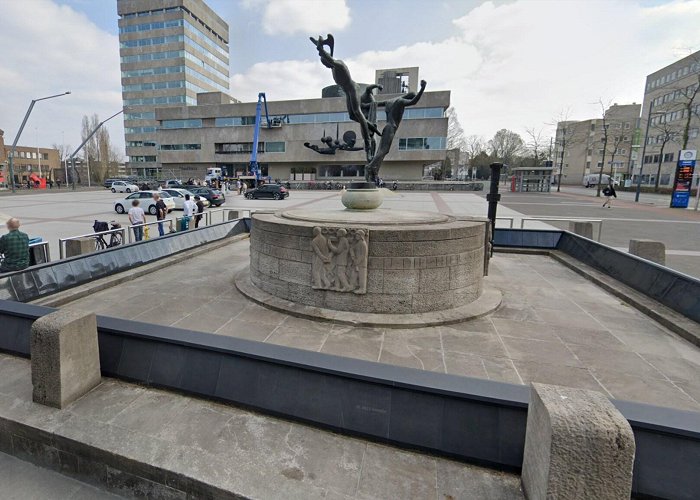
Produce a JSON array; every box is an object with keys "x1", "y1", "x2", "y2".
[
  {"x1": 341, "y1": 182, "x2": 384, "y2": 210},
  {"x1": 236, "y1": 209, "x2": 502, "y2": 327}
]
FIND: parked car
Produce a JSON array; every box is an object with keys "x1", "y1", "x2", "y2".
[
  {"x1": 104, "y1": 178, "x2": 124, "y2": 189},
  {"x1": 161, "y1": 188, "x2": 210, "y2": 210},
  {"x1": 162, "y1": 179, "x2": 184, "y2": 189},
  {"x1": 114, "y1": 191, "x2": 175, "y2": 215},
  {"x1": 244, "y1": 184, "x2": 289, "y2": 200},
  {"x1": 583, "y1": 173, "x2": 619, "y2": 188},
  {"x1": 110, "y1": 181, "x2": 139, "y2": 193},
  {"x1": 188, "y1": 186, "x2": 226, "y2": 206}
]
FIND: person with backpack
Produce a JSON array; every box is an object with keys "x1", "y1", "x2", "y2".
[
  {"x1": 182, "y1": 193, "x2": 195, "y2": 230},
  {"x1": 602, "y1": 182, "x2": 617, "y2": 208}
]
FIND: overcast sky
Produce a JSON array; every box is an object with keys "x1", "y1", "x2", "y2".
[{"x1": 1, "y1": 0, "x2": 699, "y2": 158}]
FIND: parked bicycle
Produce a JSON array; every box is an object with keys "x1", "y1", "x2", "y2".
[{"x1": 92, "y1": 220, "x2": 123, "y2": 251}]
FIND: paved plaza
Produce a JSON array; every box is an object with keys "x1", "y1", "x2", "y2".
[
  {"x1": 1, "y1": 186, "x2": 698, "y2": 277},
  {"x1": 59, "y1": 238, "x2": 700, "y2": 412}
]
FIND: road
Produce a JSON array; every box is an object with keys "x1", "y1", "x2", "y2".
[{"x1": 0, "y1": 185, "x2": 697, "y2": 278}]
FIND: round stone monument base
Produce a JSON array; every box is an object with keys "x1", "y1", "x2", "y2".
[
  {"x1": 341, "y1": 183, "x2": 384, "y2": 210},
  {"x1": 236, "y1": 270, "x2": 502, "y2": 328},
  {"x1": 246, "y1": 208, "x2": 495, "y2": 322}
]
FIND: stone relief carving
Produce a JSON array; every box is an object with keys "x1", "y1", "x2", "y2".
[{"x1": 311, "y1": 226, "x2": 368, "y2": 294}]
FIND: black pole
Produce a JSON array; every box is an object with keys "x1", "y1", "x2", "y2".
[{"x1": 487, "y1": 162, "x2": 503, "y2": 258}]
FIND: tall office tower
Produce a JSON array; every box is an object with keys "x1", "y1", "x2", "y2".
[{"x1": 117, "y1": 0, "x2": 229, "y2": 177}]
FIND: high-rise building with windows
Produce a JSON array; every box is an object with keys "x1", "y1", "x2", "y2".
[{"x1": 117, "y1": 0, "x2": 230, "y2": 177}]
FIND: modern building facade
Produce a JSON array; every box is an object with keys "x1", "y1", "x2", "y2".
[
  {"x1": 0, "y1": 129, "x2": 61, "y2": 186},
  {"x1": 152, "y1": 81, "x2": 450, "y2": 181},
  {"x1": 117, "y1": 0, "x2": 230, "y2": 178},
  {"x1": 638, "y1": 50, "x2": 700, "y2": 188},
  {"x1": 553, "y1": 103, "x2": 641, "y2": 185}
]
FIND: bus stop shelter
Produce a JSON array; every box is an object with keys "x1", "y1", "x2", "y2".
[{"x1": 511, "y1": 166, "x2": 554, "y2": 192}]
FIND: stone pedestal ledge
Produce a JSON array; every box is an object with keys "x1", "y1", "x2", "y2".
[
  {"x1": 30, "y1": 309, "x2": 101, "y2": 409},
  {"x1": 235, "y1": 270, "x2": 502, "y2": 328},
  {"x1": 521, "y1": 383, "x2": 635, "y2": 500}
]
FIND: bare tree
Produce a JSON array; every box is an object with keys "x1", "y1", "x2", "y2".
[
  {"x1": 672, "y1": 53, "x2": 700, "y2": 149},
  {"x1": 525, "y1": 127, "x2": 548, "y2": 167},
  {"x1": 446, "y1": 107, "x2": 466, "y2": 151},
  {"x1": 81, "y1": 114, "x2": 115, "y2": 184},
  {"x1": 595, "y1": 100, "x2": 613, "y2": 197},
  {"x1": 489, "y1": 129, "x2": 525, "y2": 168}
]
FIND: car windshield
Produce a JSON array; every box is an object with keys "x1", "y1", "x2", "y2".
[{"x1": 126, "y1": 193, "x2": 139, "y2": 199}]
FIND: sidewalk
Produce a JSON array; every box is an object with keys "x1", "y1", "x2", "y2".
[{"x1": 560, "y1": 185, "x2": 700, "y2": 210}]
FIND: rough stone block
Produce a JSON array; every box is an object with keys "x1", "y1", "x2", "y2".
[
  {"x1": 383, "y1": 270, "x2": 419, "y2": 294},
  {"x1": 65, "y1": 238, "x2": 94, "y2": 258},
  {"x1": 521, "y1": 383, "x2": 635, "y2": 500},
  {"x1": 30, "y1": 310, "x2": 101, "y2": 409},
  {"x1": 569, "y1": 221, "x2": 594, "y2": 239},
  {"x1": 419, "y1": 267, "x2": 450, "y2": 293},
  {"x1": 629, "y1": 239, "x2": 666, "y2": 265}
]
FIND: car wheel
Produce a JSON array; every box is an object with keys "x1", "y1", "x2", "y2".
[
  {"x1": 273, "y1": 193, "x2": 281, "y2": 200},
  {"x1": 148, "y1": 205, "x2": 157, "y2": 215},
  {"x1": 115, "y1": 204, "x2": 125, "y2": 214},
  {"x1": 245, "y1": 193, "x2": 253, "y2": 199},
  {"x1": 111, "y1": 188, "x2": 116, "y2": 193},
  {"x1": 126, "y1": 188, "x2": 131, "y2": 193}
]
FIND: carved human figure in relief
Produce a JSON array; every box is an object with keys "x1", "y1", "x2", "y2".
[
  {"x1": 350, "y1": 229, "x2": 368, "y2": 294},
  {"x1": 329, "y1": 228, "x2": 352, "y2": 291},
  {"x1": 311, "y1": 226, "x2": 331, "y2": 289}
]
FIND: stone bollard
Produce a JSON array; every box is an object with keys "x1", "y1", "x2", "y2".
[
  {"x1": 65, "y1": 237, "x2": 94, "y2": 258},
  {"x1": 629, "y1": 239, "x2": 666, "y2": 266},
  {"x1": 568, "y1": 221, "x2": 593, "y2": 239},
  {"x1": 521, "y1": 383, "x2": 635, "y2": 500},
  {"x1": 30, "y1": 310, "x2": 101, "y2": 409},
  {"x1": 227, "y1": 210, "x2": 241, "y2": 221}
]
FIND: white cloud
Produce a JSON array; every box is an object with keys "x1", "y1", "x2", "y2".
[
  {"x1": 231, "y1": 0, "x2": 700, "y2": 141},
  {"x1": 0, "y1": 0, "x2": 123, "y2": 155},
  {"x1": 260, "y1": 0, "x2": 351, "y2": 36}
]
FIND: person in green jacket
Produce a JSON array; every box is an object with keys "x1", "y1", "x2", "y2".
[{"x1": 0, "y1": 218, "x2": 29, "y2": 273}]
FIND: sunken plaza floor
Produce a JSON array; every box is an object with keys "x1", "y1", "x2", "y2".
[{"x1": 59, "y1": 238, "x2": 700, "y2": 413}]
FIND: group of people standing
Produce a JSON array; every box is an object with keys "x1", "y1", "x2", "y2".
[{"x1": 127, "y1": 192, "x2": 205, "y2": 242}]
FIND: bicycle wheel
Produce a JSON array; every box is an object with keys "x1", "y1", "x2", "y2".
[
  {"x1": 95, "y1": 237, "x2": 106, "y2": 251},
  {"x1": 110, "y1": 233, "x2": 123, "y2": 247}
]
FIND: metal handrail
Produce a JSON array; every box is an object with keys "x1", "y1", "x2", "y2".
[
  {"x1": 520, "y1": 217, "x2": 604, "y2": 242},
  {"x1": 496, "y1": 216, "x2": 514, "y2": 228},
  {"x1": 127, "y1": 218, "x2": 175, "y2": 242},
  {"x1": 59, "y1": 227, "x2": 127, "y2": 259},
  {"x1": 29, "y1": 241, "x2": 51, "y2": 263}
]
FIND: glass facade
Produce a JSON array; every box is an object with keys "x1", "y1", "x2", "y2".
[
  {"x1": 124, "y1": 95, "x2": 194, "y2": 106},
  {"x1": 318, "y1": 165, "x2": 365, "y2": 178},
  {"x1": 160, "y1": 144, "x2": 201, "y2": 150},
  {"x1": 160, "y1": 119, "x2": 203, "y2": 129},
  {"x1": 214, "y1": 142, "x2": 285, "y2": 154},
  {"x1": 214, "y1": 108, "x2": 445, "y2": 127},
  {"x1": 398, "y1": 137, "x2": 447, "y2": 150},
  {"x1": 125, "y1": 126, "x2": 157, "y2": 134}
]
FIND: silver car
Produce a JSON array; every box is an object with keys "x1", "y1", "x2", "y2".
[
  {"x1": 114, "y1": 191, "x2": 175, "y2": 215},
  {"x1": 110, "y1": 180, "x2": 139, "y2": 193},
  {"x1": 162, "y1": 188, "x2": 210, "y2": 210}
]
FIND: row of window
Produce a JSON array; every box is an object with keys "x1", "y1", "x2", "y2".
[
  {"x1": 119, "y1": 32, "x2": 227, "y2": 69},
  {"x1": 646, "y1": 62, "x2": 700, "y2": 92},
  {"x1": 643, "y1": 153, "x2": 675, "y2": 164},
  {"x1": 211, "y1": 107, "x2": 445, "y2": 128},
  {"x1": 122, "y1": 79, "x2": 210, "y2": 95},
  {"x1": 160, "y1": 144, "x2": 201, "y2": 151},
  {"x1": 182, "y1": 54, "x2": 229, "y2": 89},
  {"x1": 650, "y1": 105, "x2": 700, "y2": 126},
  {"x1": 120, "y1": 5, "x2": 227, "y2": 44},
  {"x1": 119, "y1": 18, "x2": 227, "y2": 57},
  {"x1": 122, "y1": 65, "x2": 227, "y2": 94},
  {"x1": 130, "y1": 156, "x2": 157, "y2": 163},
  {"x1": 124, "y1": 95, "x2": 196, "y2": 106},
  {"x1": 398, "y1": 137, "x2": 446, "y2": 150},
  {"x1": 161, "y1": 119, "x2": 202, "y2": 129},
  {"x1": 125, "y1": 126, "x2": 157, "y2": 134},
  {"x1": 7, "y1": 151, "x2": 49, "y2": 160},
  {"x1": 125, "y1": 112, "x2": 156, "y2": 121},
  {"x1": 127, "y1": 141, "x2": 157, "y2": 148},
  {"x1": 652, "y1": 84, "x2": 699, "y2": 107},
  {"x1": 120, "y1": 50, "x2": 228, "y2": 83},
  {"x1": 215, "y1": 142, "x2": 286, "y2": 154}
]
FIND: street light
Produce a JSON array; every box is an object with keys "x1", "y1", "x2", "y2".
[
  {"x1": 635, "y1": 100, "x2": 665, "y2": 203},
  {"x1": 69, "y1": 109, "x2": 123, "y2": 190},
  {"x1": 7, "y1": 91, "x2": 71, "y2": 193}
]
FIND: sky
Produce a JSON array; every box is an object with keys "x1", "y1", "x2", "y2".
[{"x1": 1, "y1": 0, "x2": 699, "y2": 158}]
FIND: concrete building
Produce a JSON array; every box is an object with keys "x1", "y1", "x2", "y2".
[
  {"x1": 553, "y1": 103, "x2": 641, "y2": 185},
  {"x1": 118, "y1": 0, "x2": 230, "y2": 178},
  {"x1": 638, "y1": 50, "x2": 700, "y2": 188},
  {"x1": 0, "y1": 129, "x2": 61, "y2": 186},
  {"x1": 152, "y1": 71, "x2": 450, "y2": 181}
]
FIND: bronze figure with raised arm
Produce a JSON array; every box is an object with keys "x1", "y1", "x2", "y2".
[
  {"x1": 310, "y1": 34, "x2": 381, "y2": 162},
  {"x1": 365, "y1": 79, "x2": 427, "y2": 183}
]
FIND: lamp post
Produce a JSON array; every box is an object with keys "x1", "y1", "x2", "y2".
[
  {"x1": 7, "y1": 91, "x2": 71, "y2": 193},
  {"x1": 635, "y1": 101, "x2": 665, "y2": 202},
  {"x1": 70, "y1": 109, "x2": 123, "y2": 190}
]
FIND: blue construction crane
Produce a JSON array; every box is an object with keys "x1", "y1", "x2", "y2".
[{"x1": 249, "y1": 92, "x2": 271, "y2": 185}]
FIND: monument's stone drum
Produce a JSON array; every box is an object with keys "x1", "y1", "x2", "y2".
[{"x1": 244, "y1": 209, "x2": 493, "y2": 320}]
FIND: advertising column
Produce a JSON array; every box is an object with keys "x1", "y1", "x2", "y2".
[{"x1": 670, "y1": 149, "x2": 696, "y2": 208}]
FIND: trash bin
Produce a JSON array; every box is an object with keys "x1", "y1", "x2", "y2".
[{"x1": 180, "y1": 216, "x2": 190, "y2": 231}]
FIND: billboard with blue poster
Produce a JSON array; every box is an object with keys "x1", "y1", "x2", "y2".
[{"x1": 670, "y1": 150, "x2": 696, "y2": 209}]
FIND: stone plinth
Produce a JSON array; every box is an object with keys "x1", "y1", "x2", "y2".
[
  {"x1": 30, "y1": 310, "x2": 101, "y2": 408},
  {"x1": 65, "y1": 237, "x2": 94, "y2": 258},
  {"x1": 521, "y1": 383, "x2": 635, "y2": 500},
  {"x1": 243, "y1": 209, "x2": 492, "y2": 320},
  {"x1": 569, "y1": 221, "x2": 593, "y2": 239},
  {"x1": 629, "y1": 239, "x2": 666, "y2": 265}
]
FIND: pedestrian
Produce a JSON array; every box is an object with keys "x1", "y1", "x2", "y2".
[
  {"x1": 183, "y1": 193, "x2": 195, "y2": 230},
  {"x1": 194, "y1": 195, "x2": 205, "y2": 228},
  {"x1": 602, "y1": 182, "x2": 617, "y2": 208},
  {"x1": 48, "y1": 179, "x2": 53, "y2": 189},
  {"x1": 153, "y1": 193, "x2": 167, "y2": 236},
  {"x1": 236, "y1": 179, "x2": 242, "y2": 195},
  {"x1": 0, "y1": 218, "x2": 29, "y2": 273},
  {"x1": 128, "y1": 199, "x2": 146, "y2": 241},
  {"x1": 56, "y1": 179, "x2": 61, "y2": 189}
]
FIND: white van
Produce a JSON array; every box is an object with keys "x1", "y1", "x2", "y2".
[{"x1": 583, "y1": 173, "x2": 618, "y2": 188}]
